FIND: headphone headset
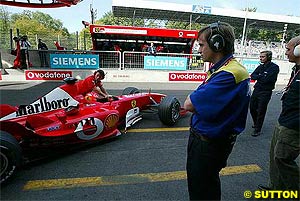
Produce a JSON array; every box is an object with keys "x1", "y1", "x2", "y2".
[
  {"x1": 207, "y1": 22, "x2": 225, "y2": 52},
  {"x1": 294, "y1": 40, "x2": 300, "y2": 57},
  {"x1": 266, "y1": 51, "x2": 272, "y2": 61}
]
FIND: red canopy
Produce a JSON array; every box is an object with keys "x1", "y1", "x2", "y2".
[{"x1": 0, "y1": 0, "x2": 82, "y2": 8}]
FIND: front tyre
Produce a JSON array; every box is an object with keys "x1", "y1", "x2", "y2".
[
  {"x1": 0, "y1": 131, "x2": 22, "y2": 185},
  {"x1": 158, "y1": 96, "x2": 181, "y2": 126}
]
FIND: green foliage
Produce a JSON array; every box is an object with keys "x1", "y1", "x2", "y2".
[
  {"x1": 96, "y1": 11, "x2": 145, "y2": 26},
  {"x1": 31, "y1": 11, "x2": 65, "y2": 31},
  {"x1": 9, "y1": 10, "x2": 69, "y2": 37},
  {"x1": 0, "y1": 7, "x2": 10, "y2": 48},
  {"x1": 0, "y1": 7, "x2": 10, "y2": 31},
  {"x1": 165, "y1": 21, "x2": 202, "y2": 30},
  {"x1": 78, "y1": 27, "x2": 92, "y2": 50},
  {"x1": 0, "y1": 9, "x2": 73, "y2": 49},
  {"x1": 165, "y1": 21, "x2": 189, "y2": 29},
  {"x1": 246, "y1": 28, "x2": 283, "y2": 42}
]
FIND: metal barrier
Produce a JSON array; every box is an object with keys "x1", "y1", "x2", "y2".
[
  {"x1": 5, "y1": 48, "x2": 291, "y2": 75},
  {"x1": 96, "y1": 51, "x2": 121, "y2": 69},
  {"x1": 122, "y1": 51, "x2": 147, "y2": 70},
  {"x1": 24, "y1": 50, "x2": 203, "y2": 71},
  {"x1": 25, "y1": 50, "x2": 122, "y2": 69},
  {"x1": 2, "y1": 48, "x2": 293, "y2": 83}
]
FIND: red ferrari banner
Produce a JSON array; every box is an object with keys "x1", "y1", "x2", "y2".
[
  {"x1": 25, "y1": 70, "x2": 72, "y2": 80},
  {"x1": 169, "y1": 72, "x2": 207, "y2": 82}
]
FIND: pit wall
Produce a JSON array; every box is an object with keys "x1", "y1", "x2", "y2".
[
  {"x1": 0, "y1": 48, "x2": 294, "y2": 85},
  {"x1": 0, "y1": 68, "x2": 292, "y2": 85}
]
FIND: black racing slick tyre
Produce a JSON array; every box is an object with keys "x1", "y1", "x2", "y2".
[
  {"x1": 122, "y1": 87, "x2": 140, "y2": 95},
  {"x1": 0, "y1": 131, "x2": 22, "y2": 185},
  {"x1": 158, "y1": 96, "x2": 181, "y2": 126}
]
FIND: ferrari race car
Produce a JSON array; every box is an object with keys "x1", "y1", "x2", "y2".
[{"x1": 0, "y1": 78, "x2": 185, "y2": 184}]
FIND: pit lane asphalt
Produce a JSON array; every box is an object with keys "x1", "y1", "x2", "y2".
[{"x1": 0, "y1": 82, "x2": 287, "y2": 200}]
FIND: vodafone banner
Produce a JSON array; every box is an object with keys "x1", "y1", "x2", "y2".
[
  {"x1": 25, "y1": 70, "x2": 72, "y2": 80},
  {"x1": 169, "y1": 72, "x2": 207, "y2": 82}
]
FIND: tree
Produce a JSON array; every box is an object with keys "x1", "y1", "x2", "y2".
[
  {"x1": 31, "y1": 11, "x2": 66, "y2": 32},
  {"x1": 165, "y1": 20, "x2": 202, "y2": 30},
  {"x1": 0, "y1": 7, "x2": 11, "y2": 49},
  {"x1": 78, "y1": 27, "x2": 92, "y2": 50},
  {"x1": 1, "y1": 9, "x2": 77, "y2": 49},
  {"x1": 10, "y1": 11, "x2": 69, "y2": 37},
  {"x1": 96, "y1": 11, "x2": 145, "y2": 27},
  {"x1": 0, "y1": 7, "x2": 10, "y2": 32}
]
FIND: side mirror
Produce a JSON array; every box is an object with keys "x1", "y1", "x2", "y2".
[{"x1": 63, "y1": 77, "x2": 78, "y2": 84}]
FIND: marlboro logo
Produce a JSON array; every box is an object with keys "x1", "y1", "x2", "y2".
[
  {"x1": 0, "y1": 87, "x2": 79, "y2": 121},
  {"x1": 16, "y1": 97, "x2": 70, "y2": 117}
]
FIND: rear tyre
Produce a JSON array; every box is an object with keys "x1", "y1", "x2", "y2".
[
  {"x1": 122, "y1": 87, "x2": 140, "y2": 95},
  {"x1": 0, "y1": 131, "x2": 22, "y2": 185},
  {"x1": 158, "y1": 96, "x2": 181, "y2": 126}
]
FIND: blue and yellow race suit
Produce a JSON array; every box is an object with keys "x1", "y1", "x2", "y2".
[{"x1": 190, "y1": 54, "x2": 250, "y2": 138}]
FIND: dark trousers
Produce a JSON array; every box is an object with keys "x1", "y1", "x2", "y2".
[
  {"x1": 20, "y1": 49, "x2": 28, "y2": 69},
  {"x1": 249, "y1": 89, "x2": 272, "y2": 132},
  {"x1": 269, "y1": 123, "x2": 299, "y2": 190},
  {"x1": 186, "y1": 129, "x2": 236, "y2": 200},
  {"x1": 39, "y1": 51, "x2": 48, "y2": 67}
]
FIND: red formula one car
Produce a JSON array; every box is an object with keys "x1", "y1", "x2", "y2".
[{"x1": 0, "y1": 78, "x2": 185, "y2": 184}]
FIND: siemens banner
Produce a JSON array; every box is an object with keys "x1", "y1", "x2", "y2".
[
  {"x1": 50, "y1": 54, "x2": 99, "y2": 69},
  {"x1": 241, "y1": 59, "x2": 260, "y2": 74},
  {"x1": 144, "y1": 56, "x2": 187, "y2": 70}
]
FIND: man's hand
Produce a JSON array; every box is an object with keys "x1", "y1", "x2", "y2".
[{"x1": 184, "y1": 95, "x2": 195, "y2": 112}]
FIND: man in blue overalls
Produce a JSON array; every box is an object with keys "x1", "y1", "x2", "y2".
[{"x1": 184, "y1": 22, "x2": 250, "y2": 200}]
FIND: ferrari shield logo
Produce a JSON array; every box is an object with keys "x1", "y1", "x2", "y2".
[{"x1": 131, "y1": 100, "x2": 136, "y2": 108}]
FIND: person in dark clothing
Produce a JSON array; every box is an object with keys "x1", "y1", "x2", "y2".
[
  {"x1": 258, "y1": 36, "x2": 300, "y2": 191},
  {"x1": 147, "y1": 42, "x2": 156, "y2": 56},
  {"x1": 183, "y1": 22, "x2": 250, "y2": 200},
  {"x1": 38, "y1": 38, "x2": 49, "y2": 67},
  {"x1": 20, "y1": 35, "x2": 31, "y2": 69},
  {"x1": 249, "y1": 50, "x2": 279, "y2": 136}
]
